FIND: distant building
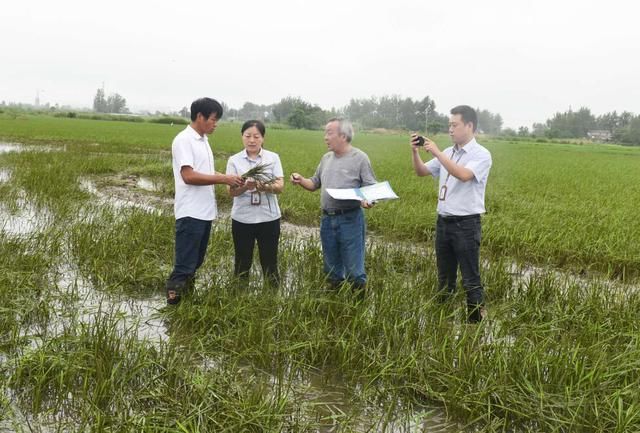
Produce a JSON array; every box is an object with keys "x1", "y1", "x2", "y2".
[{"x1": 587, "y1": 130, "x2": 612, "y2": 142}]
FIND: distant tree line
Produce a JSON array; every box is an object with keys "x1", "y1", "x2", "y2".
[
  {"x1": 218, "y1": 95, "x2": 503, "y2": 135},
  {"x1": 522, "y1": 107, "x2": 640, "y2": 145},
  {"x1": 224, "y1": 97, "x2": 334, "y2": 130},
  {"x1": 496, "y1": 108, "x2": 640, "y2": 146},
  {"x1": 85, "y1": 90, "x2": 640, "y2": 145}
]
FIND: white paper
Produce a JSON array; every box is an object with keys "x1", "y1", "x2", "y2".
[
  {"x1": 326, "y1": 181, "x2": 399, "y2": 202},
  {"x1": 325, "y1": 188, "x2": 363, "y2": 201}
]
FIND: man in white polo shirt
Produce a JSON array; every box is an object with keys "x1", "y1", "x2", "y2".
[
  {"x1": 165, "y1": 97, "x2": 244, "y2": 305},
  {"x1": 410, "y1": 105, "x2": 492, "y2": 323}
]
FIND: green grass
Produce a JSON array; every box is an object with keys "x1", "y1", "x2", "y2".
[
  {"x1": 1, "y1": 113, "x2": 638, "y2": 278},
  {"x1": 1, "y1": 113, "x2": 639, "y2": 432}
]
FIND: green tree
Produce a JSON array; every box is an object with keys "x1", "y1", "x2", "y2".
[
  {"x1": 272, "y1": 97, "x2": 305, "y2": 123},
  {"x1": 286, "y1": 102, "x2": 326, "y2": 130},
  {"x1": 237, "y1": 102, "x2": 270, "y2": 121},
  {"x1": 106, "y1": 93, "x2": 128, "y2": 114},
  {"x1": 618, "y1": 115, "x2": 640, "y2": 145},
  {"x1": 545, "y1": 107, "x2": 595, "y2": 138},
  {"x1": 93, "y1": 88, "x2": 107, "y2": 113},
  {"x1": 477, "y1": 108, "x2": 503, "y2": 135}
]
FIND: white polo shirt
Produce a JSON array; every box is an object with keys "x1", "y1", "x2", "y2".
[
  {"x1": 172, "y1": 125, "x2": 217, "y2": 221},
  {"x1": 425, "y1": 138, "x2": 492, "y2": 216},
  {"x1": 226, "y1": 148, "x2": 283, "y2": 224}
]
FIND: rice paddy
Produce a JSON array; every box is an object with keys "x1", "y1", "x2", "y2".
[{"x1": 0, "y1": 114, "x2": 639, "y2": 432}]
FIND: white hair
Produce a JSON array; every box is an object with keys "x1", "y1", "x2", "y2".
[{"x1": 328, "y1": 117, "x2": 354, "y2": 143}]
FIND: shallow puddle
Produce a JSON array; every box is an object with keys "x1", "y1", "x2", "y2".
[
  {"x1": 136, "y1": 176, "x2": 158, "y2": 191},
  {"x1": 0, "y1": 142, "x2": 25, "y2": 153},
  {"x1": 0, "y1": 167, "x2": 11, "y2": 182},
  {"x1": 0, "y1": 142, "x2": 64, "y2": 154},
  {"x1": 258, "y1": 368, "x2": 458, "y2": 433},
  {"x1": 0, "y1": 196, "x2": 54, "y2": 235},
  {"x1": 78, "y1": 177, "x2": 162, "y2": 214},
  {"x1": 54, "y1": 260, "x2": 169, "y2": 343}
]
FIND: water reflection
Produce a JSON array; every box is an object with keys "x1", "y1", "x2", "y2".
[
  {"x1": 0, "y1": 142, "x2": 65, "y2": 154},
  {"x1": 0, "y1": 196, "x2": 54, "y2": 235},
  {"x1": 276, "y1": 369, "x2": 458, "y2": 433}
]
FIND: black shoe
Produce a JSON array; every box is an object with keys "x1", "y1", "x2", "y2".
[
  {"x1": 352, "y1": 281, "x2": 366, "y2": 302},
  {"x1": 184, "y1": 274, "x2": 196, "y2": 294},
  {"x1": 467, "y1": 304, "x2": 486, "y2": 324},
  {"x1": 166, "y1": 289, "x2": 181, "y2": 305},
  {"x1": 166, "y1": 280, "x2": 185, "y2": 305}
]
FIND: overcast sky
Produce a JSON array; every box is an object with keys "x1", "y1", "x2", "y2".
[{"x1": 2, "y1": 0, "x2": 638, "y2": 128}]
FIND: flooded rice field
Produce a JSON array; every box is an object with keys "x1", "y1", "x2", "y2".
[{"x1": 1, "y1": 137, "x2": 639, "y2": 432}]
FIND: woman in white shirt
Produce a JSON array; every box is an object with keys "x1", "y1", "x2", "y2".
[{"x1": 226, "y1": 120, "x2": 284, "y2": 287}]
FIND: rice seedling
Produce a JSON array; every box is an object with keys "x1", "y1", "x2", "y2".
[
  {"x1": 1, "y1": 114, "x2": 640, "y2": 431},
  {"x1": 241, "y1": 162, "x2": 278, "y2": 186}
]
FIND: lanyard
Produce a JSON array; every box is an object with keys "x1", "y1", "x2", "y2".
[
  {"x1": 443, "y1": 147, "x2": 464, "y2": 185},
  {"x1": 439, "y1": 147, "x2": 464, "y2": 201}
]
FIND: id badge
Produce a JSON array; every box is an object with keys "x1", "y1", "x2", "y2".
[
  {"x1": 438, "y1": 185, "x2": 448, "y2": 201},
  {"x1": 251, "y1": 191, "x2": 261, "y2": 205}
]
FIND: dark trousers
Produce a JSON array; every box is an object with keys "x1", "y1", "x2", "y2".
[
  {"x1": 232, "y1": 218, "x2": 280, "y2": 287},
  {"x1": 166, "y1": 217, "x2": 212, "y2": 291},
  {"x1": 435, "y1": 214, "x2": 484, "y2": 309}
]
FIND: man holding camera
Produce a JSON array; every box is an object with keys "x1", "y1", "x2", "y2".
[
  {"x1": 291, "y1": 118, "x2": 376, "y2": 294},
  {"x1": 411, "y1": 105, "x2": 492, "y2": 323}
]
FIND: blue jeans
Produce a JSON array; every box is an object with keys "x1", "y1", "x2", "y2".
[
  {"x1": 166, "y1": 217, "x2": 212, "y2": 290},
  {"x1": 320, "y1": 208, "x2": 366, "y2": 287},
  {"x1": 435, "y1": 214, "x2": 483, "y2": 308}
]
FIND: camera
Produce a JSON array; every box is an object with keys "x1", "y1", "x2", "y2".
[{"x1": 413, "y1": 135, "x2": 425, "y2": 146}]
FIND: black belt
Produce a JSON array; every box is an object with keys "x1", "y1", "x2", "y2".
[
  {"x1": 438, "y1": 214, "x2": 480, "y2": 222},
  {"x1": 322, "y1": 207, "x2": 360, "y2": 216}
]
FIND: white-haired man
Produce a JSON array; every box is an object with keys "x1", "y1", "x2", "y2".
[{"x1": 291, "y1": 118, "x2": 376, "y2": 293}]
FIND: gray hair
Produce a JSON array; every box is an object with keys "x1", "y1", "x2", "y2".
[{"x1": 328, "y1": 117, "x2": 354, "y2": 143}]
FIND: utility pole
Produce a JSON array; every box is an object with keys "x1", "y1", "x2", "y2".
[
  {"x1": 35, "y1": 89, "x2": 43, "y2": 107},
  {"x1": 425, "y1": 107, "x2": 428, "y2": 135}
]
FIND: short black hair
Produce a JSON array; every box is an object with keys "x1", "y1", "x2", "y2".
[
  {"x1": 190, "y1": 97, "x2": 223, "y2": 122},
  {"x1": 241, "y1": 120, "x2": 266, "y2": 137},
  {"x1": 450, "y1": 105, "x2": 478, "y2": 132}
]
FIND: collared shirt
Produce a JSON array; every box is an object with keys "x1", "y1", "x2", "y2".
[
  {"x1": 172, "y1": 125, "x2": 217, "y2": 221},
  {"x1": 226, "y1": 148, "x2": 284, "y2": 224},
  {"x1": 425, "y1": 137, "x2": 492, "y2": 216}
]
